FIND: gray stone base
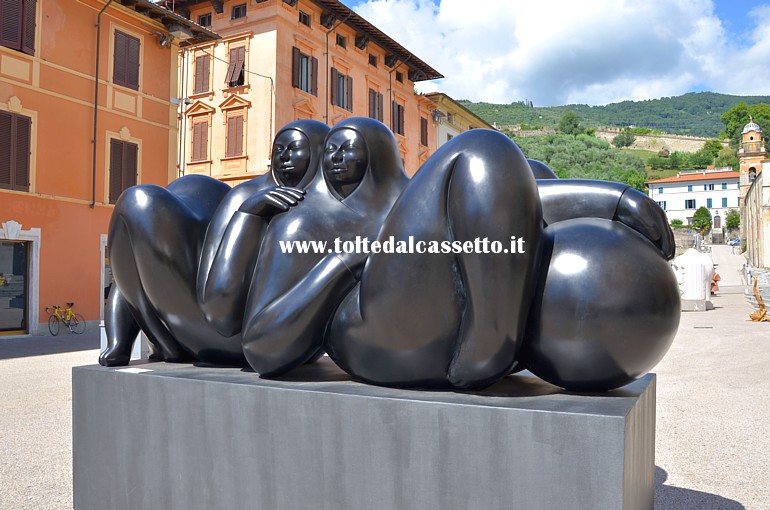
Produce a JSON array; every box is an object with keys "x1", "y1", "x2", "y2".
[{"x1": 73, "y1": 358, "x2": 656, "y2": 510}]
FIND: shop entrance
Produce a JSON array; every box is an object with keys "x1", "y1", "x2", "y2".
[{"x1": 0, "y1": 240, "x2": 29, "y2": 335}]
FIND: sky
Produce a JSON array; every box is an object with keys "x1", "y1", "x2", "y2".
[{"x1": 342, "y1": 0, "x2": 770, "y2": 106}]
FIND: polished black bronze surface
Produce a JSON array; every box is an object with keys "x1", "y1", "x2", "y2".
[
  {"x1": 326, "y1": 129, "x2": 543, "y2": 390},
  {"x1": 240, "y1": 117, "x2": 409, "y2": 377},
  {"x1": 102, "y1": 117, "x2": 679, "y2": 393},
  {"x1": 100, "y1": 120, "x2": 329, "y2": 366}
]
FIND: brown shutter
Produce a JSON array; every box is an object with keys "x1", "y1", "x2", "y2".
[
  {"x1": 202, "y1": 55, "x2": 210, "y2": 92},
  {"x1": 225, "y1": 47, "x2": 238, "y2": 84},
  {"x1": 420, "y1": 117, "x2": 428, "y2": 146},
  {"x1": 13, "y1": 114, "x2": 30, "y2": 191},
  {"x1": 123, "y1": 141, "x2": 137, "y2": 190},
  {"x1": 310, "y1": 56, "x2": 318, "y2": 96},
  {"x1": 235, "y1": 115, "x2": 243, "y2": 155},
  {"x1": 377, "y1": 92, "x2": 383, "y2": 122},
  {"x1": 0, "y1": 0, "x2": 23, "y2": 50},
  {"x1": 21, "y1": 0, "x2": 35, "y2": 55},
  {"x1": 391, "y1": 100, "x2": 396, "y2": 131},
  {"x1": 368, "y1": 89, "x2": 375, "y2": 118},
  {"x1": 330, "y1": 68, "x2": 338, "y2": 106},
  {"x1": 113, "y1": 32, "x2": 127, "y2": 85},
  {"x1": 194, "y1": 55, "x2": 206, "y2": 94},
  {"x1": 0, "y1": 111, "x2": 12, "y2": 187},
  {"x1": 127, "y1": 35, "x2": 140, "y2": 89},
  {"x1": 109, "y1": 140, "x2": 124, "y2": 204},
  {"x1": 291, "y1": 47, "x2": 300, "y2": 88},
  {"x1": 192, "y1": 122, "x2": 201, "y2": 161},
  {"x1": 399, "y1": 105, "x2": 404, "y2": 135},
  {"x1": 346, "y1": 75, "x2": 353, "y2": 111},
  {"x1": 201, "y1": 120, "x2": 208, "y2": 160},
  {"x1": 227, "y1": 116, "x2": 239, "y2": 156}
]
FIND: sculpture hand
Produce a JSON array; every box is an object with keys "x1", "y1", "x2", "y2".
[{"x1": 238, "y1": 187, "x2": 305, "y2": 217}]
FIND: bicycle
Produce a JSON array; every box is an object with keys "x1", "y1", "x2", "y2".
[{"x1": 46, "y1": 302, "x2": 86, "y2": 335}]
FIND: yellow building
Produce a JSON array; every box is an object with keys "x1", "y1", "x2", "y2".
[
  {"x1": 0, "y1": 0, "x2": 217, "y2": 335},
  {"x1": 424, "y1": 92, "x2": 495, "y2": 148},
  {"x1": 167, "y1": 0, "x2": 443, "y2": 180}
]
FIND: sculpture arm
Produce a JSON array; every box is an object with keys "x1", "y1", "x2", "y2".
[
  {"x1": 242, "y1": 255, "x2": 360, "y2": 378},
  {"x1": 538, "y1": 179, "x2": 674, "y2": 260},
  {"x1": 198, "y1": 188, "x2": 305, "y2": 336}
]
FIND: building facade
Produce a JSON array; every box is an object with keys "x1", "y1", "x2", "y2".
[
  {"x1": 169, "y1": 0, "x2": 443, "y2": 181},
  {"x1": 738, "y1": 120, "x2": 770, "y2": 268},
  {"x1": 0, "y1": 0, "x2": 216, "y2": 335},
  {"x1": 646, "y1": 169, "x2": 741, "y2": 231},
  {"x1": 424, "y1": 92, "x2": 494, "y2": 148}
]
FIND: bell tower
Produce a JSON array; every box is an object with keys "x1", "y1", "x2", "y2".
[{"x1": 737, "y1": 116, "x2": 765, "y2": 204}]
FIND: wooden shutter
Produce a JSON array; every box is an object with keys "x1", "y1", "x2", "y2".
[
  {"x1": 310, "y1": 56, "x2": 318, "y2": 96},
  {"x1": 399, "y1": 105, "x2": 404, "y2": 135},
  {"x1": 0, "y1": 0, "x2": 23, "y2": 50},
  {"x1": 194, "y1": 55, "x2": 210, "y2": 94},
  {"x1": 368, "y1": 89, "x2": 375, "y2": 118},
  {"x1": 420, "y1": 117, "x2": 428, "y2": 146},
  {"x1": 192, "y1": 121, "x2": 209, "y2": 161},
  {"x1": 225, "y1": 47, "x2": 238, "y2": 84},
  {"x1": 22, "y1": 0, "x2": 35, "y2": 55},
  {"x1": 109, "y1": 139, "x2": 124, "y2": 204},
  {"x1": 123, "y1": 141, "x2": 137, "y2": 191},
  {"x1": 233, "y1": 46, "x2": 245, "y2": 85},
  {"x1": 126, "y1": 35, "x2": 140, "y2": 89},
  {"x1": 377, "y1": 92, "x2": 384, "y2": 122},
  {"x1": 0, "y1": 111, "x2": 12, "y2": 188},
  {"x1": 391, "y1": 100, "x2": 396, "y2": 131},
  {"x1": 291, "y1": 47, "x2": 300, "y2": 88},
  {"x1": 226, "y1": 115, "x2": 243, "y2": 157},
  {"x1": 330, "y1": 68, "x2": 338, "y2": 106},
  {"x1": 13, "y1": 114, "x2": 30, "y2": 191},
  {"x1": 113, "y1": 32, "x2": 127, "y2": 85},
  {"x1": 346, "y1": 75, "x2": 353, "y2": 111}
]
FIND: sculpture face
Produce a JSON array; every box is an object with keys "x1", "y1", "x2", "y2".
[
  {"x1": 271, "y1": 130, "x2": 311, "y2": 187},
  {"x1": 323, "y1": 128, "x2": 368, "y2": 197}
]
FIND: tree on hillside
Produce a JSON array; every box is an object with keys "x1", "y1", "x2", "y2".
[
  {"x1": 558, "y1": 112, "x2": 584, "y2": 135},
  {"x1": 715, "y1": 146, "x2": 739, "y2": 171},
  {"x1": 720, "y1": 102, "x2": 770, "y2": 146},
  {"x1": 701, "y1": 139, "x2": 723, "y2": 160},
  {"x1": 691, "y1": 207, "x2": 712, "y2": 236},
  {"x1": 611, "y1": 128, "x2": 636, "y2": 148},
  {"x1": 725, "y1": 209, "x2": 740, "y2": 230}
]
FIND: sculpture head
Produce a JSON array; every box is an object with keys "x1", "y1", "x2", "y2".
[
  {"x1": 323, "y1": 128, "x2": 368, "y2": 198},
  {"x1": 271, "y1": 120, "x2": 330, "y2": 189},
  {"x1": 322, "y1": 117, "x2": 407, "y2": 204}
]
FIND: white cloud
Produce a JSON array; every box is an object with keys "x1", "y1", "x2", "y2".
[{"x1": 349, "y1": 0, "x2": 770, "y2": 106}]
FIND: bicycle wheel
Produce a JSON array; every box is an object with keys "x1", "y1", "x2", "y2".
[
  {"x1": 48, "y1": 315, "x2": 60, "y2": 336},
  {"x1": 72, "y1": 314, "x2": 86, "y2": 334}
]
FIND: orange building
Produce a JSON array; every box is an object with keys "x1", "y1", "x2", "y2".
[
  {"x1": 0, "y1": 0, "x2": 217, "y2": 335},
  {"x1": 166, "y1": 0, "x2": 443, "y2": 182}
]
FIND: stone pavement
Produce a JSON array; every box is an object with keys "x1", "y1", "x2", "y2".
[{"x1": 0, "y1": 246, "x2": 768, "y2": 509}]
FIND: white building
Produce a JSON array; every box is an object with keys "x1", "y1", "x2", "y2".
[{"x1": 646, "y1": 168, "x2": 740, "y2": 231}]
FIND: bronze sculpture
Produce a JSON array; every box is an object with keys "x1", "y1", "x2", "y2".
[{"x1": 101, "y1": 117, "x2": 679, "y2": 392}]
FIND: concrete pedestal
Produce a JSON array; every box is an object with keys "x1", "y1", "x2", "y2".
[{"x1": 73, "y1": 359, "x2": 656, "y2": 510}]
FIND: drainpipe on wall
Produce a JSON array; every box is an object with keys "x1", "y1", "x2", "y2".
[{"x1": 91, "y1": 0, "x2": 115, "y2": 208}]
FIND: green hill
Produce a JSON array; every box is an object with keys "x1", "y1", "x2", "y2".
[{"x1": 459, "y1": 92, "x2": 770, "y2": 138}]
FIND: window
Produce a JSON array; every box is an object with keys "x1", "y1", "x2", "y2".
[
  {"x1": 721, "y1": 182, "x2": 727, "y2": 190},
  {"x1": 231, "y1": 3, "x2": 246, "y2": 19},
  {"x1": 193, "y1": 54, "x2": 210, "y2": 94},
  {"x1": 722, "y1": 197, "x2": 728, "y2": 208},
  {"x1": 369, "y1": 54, "x2": 377, "y2": 67},
  {"x1": 368, "y1": 88, "x2": 383, "y2": 121},
  {"x1": 657, "y1": 187, "x2": 663, "y2": 194},
  {"x1": 191, "y1": 120, "x2": 208, "y2": 162},
  {"x1": 706, "y1": 198, "x2": 712, "y2": 208},
  {"x1": 225, "y1": 46, "x2": 245, "y2": 88},
  {"x1": 198, "y1": 13, "x2": 212, "y2": 27},
  {"x1": 0, "y1": 0, "x2": 36, "y2": 55},
  {"x1": 113, "y1": 31, "x2": 140, "y2": 90},
  {"x1": 226, "y1": 114, "x2": 244, "y2": 157},
  {"x1": 330, "y1": 68, "x2": 352, "y2": 111},
  {"x1": 336, "y1": 34, "x2": 346, "y2": 48},
  {"x1": 391, "y1": 101, "x2": 405, "y2": 135},
  {"x1": 705, "y1": 183, "x2": 714, "y2": 191},
  {"x1": 420, "y1": 117, "x2": 428, "y2": 146},
  {"x1": 446, "y1": 113, "x2": 455, "y2": 124},
  {"x1": 109, "y1": 139, "x2": 138, "y2": 204},
  {"x1": 298, "y1": 10, "x2": 311, "y2": 27},
  {"x1": 687, "y1": 185, "x2": 692, "y2": 192},
  {"x1": 395, "y1": 71, "x2": 404, "y2": 83},
  {"x1": 0, "y1": 111, "x2": 31, "y2": 192},
  {"x1": 685, "y1": 199, "x2": 696, "y2": 209},
  {"x1": 656, "y1": 201, "x2": 666, "y2": 210},
  {"x1": 291, "y1": 47, "x2": 317, "y2": 95}
]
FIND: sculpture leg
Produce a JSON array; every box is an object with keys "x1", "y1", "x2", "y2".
[{"x1": 99, "y1": 285, "x2": 140, "y2": 366}]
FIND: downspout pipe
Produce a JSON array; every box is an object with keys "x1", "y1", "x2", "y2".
[{"x1": 91, "y1": 0, "x2": 115, "y2": 208}]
